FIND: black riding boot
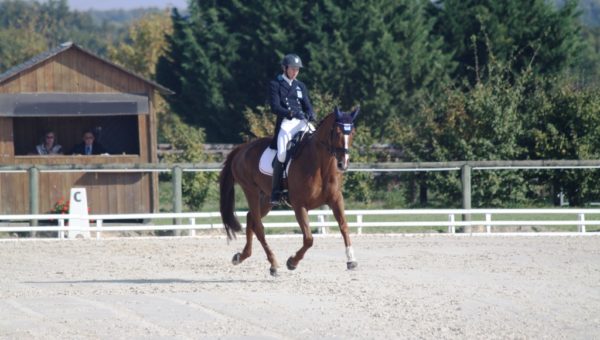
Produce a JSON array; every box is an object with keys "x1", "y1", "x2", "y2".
[{"x1": 270, "y1": 160, "x2": 284, "y2": 205}]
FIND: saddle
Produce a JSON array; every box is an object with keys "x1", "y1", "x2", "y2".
[{"x1": 259, "y1": 129, "x2": 312, "y2": 177}]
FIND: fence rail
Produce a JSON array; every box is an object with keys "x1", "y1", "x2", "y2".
[
  {"x1": 1, "y1": 209, "x2": 599, "y2": 239},
  {"x1": 3, "y1": 160, "x2": 600, "y2": 217}
]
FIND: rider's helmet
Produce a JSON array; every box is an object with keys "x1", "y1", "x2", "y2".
[{"x1": 281, "y1": 54, "x2": 303, "y2": 68}]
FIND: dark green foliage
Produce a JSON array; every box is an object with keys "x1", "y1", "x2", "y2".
[
  {"x1": 159, "y1": 111, "x2": 216, "y2": 210},
  {"x1": 520, "y1": 78, "x2": 600, "y2": 205},
  {"x1": 306, "y1": 0, "x2": 452, "y2": 140},
  {"x1": 394, "y1": 60, "x2": 529, "y2": 206},
  {"x1": 156, "y1": 6, "x2": 243, "y2": 142},
  {"x1": 428, "y1": 0, "x2": 582, "y2": 85},
  {"x1": 156, "y1": 0, "x2": 451, "y2": 142},
  {"x1": 578, "y1": 25, "x2": 600, "y2": 87}
]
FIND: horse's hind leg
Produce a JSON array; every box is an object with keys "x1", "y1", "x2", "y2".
[
  {"x1": 245, "y1": 189, "x2": 279, "y2": 276},
  {"x1": 232, "y1": 213, "x2": 254, "y2": 265}
]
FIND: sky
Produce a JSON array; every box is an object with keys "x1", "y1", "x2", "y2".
[{"x1": 65, "y1": 0, "x2": 187, "y2": 11}]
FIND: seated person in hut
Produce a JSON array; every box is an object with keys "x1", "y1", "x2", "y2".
[
  {"x1": 36, "y1": 130, "x2": 63, "y2": 155},
  {"x1": 70, "y1": 130, "x2": 108, "y2": 155}
]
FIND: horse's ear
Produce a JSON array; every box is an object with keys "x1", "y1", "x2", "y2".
[
  {"x1": 351, "y1": 106, "x2": 360, "y2": 121},
  {"x1": 334, "y1": 106, "x2": 342, "y2": 120}
]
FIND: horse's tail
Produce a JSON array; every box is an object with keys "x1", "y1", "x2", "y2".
[{"x1": 219, "y1": 146, "x2": 243, "y2": 240}]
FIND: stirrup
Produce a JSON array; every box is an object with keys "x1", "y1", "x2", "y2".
[{"x1": 270, "y1": 191, "x2": 282, "y2": 206}]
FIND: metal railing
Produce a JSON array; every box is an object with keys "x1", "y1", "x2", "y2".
[{"x1": 0, "y1": 209, "x2": 599, "y2": 239}]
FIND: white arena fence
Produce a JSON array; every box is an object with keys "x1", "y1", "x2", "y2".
[{"x1": 0, "y1": 209, "x2": 599, "y2": 239}]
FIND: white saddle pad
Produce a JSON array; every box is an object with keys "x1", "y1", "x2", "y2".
[{"x1": 258, "y1": 147, "x2": 291, "y2": 176}]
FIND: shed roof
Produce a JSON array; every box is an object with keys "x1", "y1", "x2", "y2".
[{"x1": 0, "y1": 42, "x2": 174, "y2": 95}]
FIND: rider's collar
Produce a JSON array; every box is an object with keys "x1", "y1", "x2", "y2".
[{"x1": 281, "y1": 73, "x2": 294, "y2": 86}]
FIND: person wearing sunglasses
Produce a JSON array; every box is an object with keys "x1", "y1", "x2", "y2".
[{"x1": 36, "y1": 130, "x2": 63, "y2": 155}]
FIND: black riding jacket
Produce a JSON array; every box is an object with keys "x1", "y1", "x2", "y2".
[{"x1": 269, "y1": 74, "x2": 315, "y2": 121}]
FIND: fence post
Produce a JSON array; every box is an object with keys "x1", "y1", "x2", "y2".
[
  {"x1": 578, "y1": 213, "x2": 586, "y2": 233},
  {"x1": 448, "y1": 214, "x2": 456, "y2": 234},
  {"x1": 357, "y1": 214, "x2": 363, "y2": 235},
  {"x1": 485, "y1": 213, "x2": 491, "y2": 233},
  {"x1": 58, "y1": 218, "x2": 65, "y2": 239},
  {"x1": 318, "y1": 214, "x2": 327, "y2": 234},
  {"x1": 96, "y1": 219, "x2": 102, "y2": 239},
  {"x1": 189, "y1": 217, "x2": 196, "y2": 237},
  {"x1": 29, "y1": 166, "x2": 39, "y2": 234},
  {"x1": 461, "y1": 164, "x2": 472, "y2": 233},
  {"x1": 172, "y1": 165, "x2": 183, "y2": 235}
]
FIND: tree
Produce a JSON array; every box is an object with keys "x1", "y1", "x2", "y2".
[
  {"x1": 156, "y1": 5, "x2": 242, "y2": 142},
  {"x1": 159, "y1": 113, "x2": 216, "y2": 210},
  {"x1": 108, "y1": 10, "x2": 173, "y2": 79},
  {"x1": 428, "y1": 0, "x2": 583, "y2": 85},
  {"x1": 0, "y1": 0, "x2": 122, "y2": 73},
  {"x1": 307, "y1": 0, "x2": 452, "y2": 140},
  {"x1": 520, "y1": 78, "x2": 600, "y2": 206},
  {"x1": 157, "y1": 0, "x2": 452, "y2": 143},
  {"x1": 392, "y1": 56, "x2": 530, "y2": 207},
  {"x1": 0, "y1": 27, "x2": 46, "y2": 72}
]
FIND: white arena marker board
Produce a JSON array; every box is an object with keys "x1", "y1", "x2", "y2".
[{"x1": 68, "y1": 188, "x2": 91, "y2": 239}]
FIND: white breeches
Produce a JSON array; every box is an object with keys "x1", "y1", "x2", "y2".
[{"x1": 276, "y1": 118, "x2": 310, "y2": 163}]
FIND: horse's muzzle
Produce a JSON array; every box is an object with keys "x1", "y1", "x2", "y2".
[{"x1": 337, "y1": 154, "x2": 350, "y2": 171}]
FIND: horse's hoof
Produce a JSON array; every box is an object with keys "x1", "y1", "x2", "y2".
[
  {"x1": 231, "y1": 253, "x2": 242, "y2": 265},
  {"x1": 347, "y1": 261, "x2": 358, "y2": 270},
  {"x1": 286, "y1": 256, "x2": 297, "y2": 271},
  {"x1": 270, "y1": 267, "x2": 279, "y2": 277}
]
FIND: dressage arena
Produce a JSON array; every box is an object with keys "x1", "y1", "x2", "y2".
[{"x1": 1, "y1": 234, "x2": 599, "y2": 339}]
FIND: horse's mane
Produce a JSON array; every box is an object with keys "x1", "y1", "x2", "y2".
[
  {"x1": 313, "y1": 112, "x2": 334, "y2": 131},
  {"x1": 292, "y1": 112, "x2": 335, "y2": 160}
]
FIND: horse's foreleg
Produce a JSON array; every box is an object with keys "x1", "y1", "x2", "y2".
[
  {"x1": 330, "y1": 198, "x2": 358, "y2": 270},
  {"x1": 287, "y1": 206, "x2": 313, "y2": 271}
]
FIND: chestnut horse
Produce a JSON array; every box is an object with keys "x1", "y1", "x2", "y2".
[{"x1": 219, "y1": 107, "x2": 360, "y2": 276}]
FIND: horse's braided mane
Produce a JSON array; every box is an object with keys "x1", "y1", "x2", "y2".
[
  {"x1": 291, "y1": 112, "x2": 334, "y2": 160},
  {"x1": 314, "y1": 112, "x2": 333, "y2": 131}
]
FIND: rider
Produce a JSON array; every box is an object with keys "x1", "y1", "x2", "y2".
[{"x1": 269, "y1": 53, "x2": 316, "y2": 205}]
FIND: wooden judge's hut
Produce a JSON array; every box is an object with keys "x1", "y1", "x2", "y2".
[{"x1": 0, "y1": 42, "x2": 173, "y2": 215}]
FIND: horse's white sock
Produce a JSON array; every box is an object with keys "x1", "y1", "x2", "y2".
[{"x1": 345, "y1": 246, "x2": 356, "y2": 262}]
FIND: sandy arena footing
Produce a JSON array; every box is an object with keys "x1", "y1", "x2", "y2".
[{"x1": 1, "y1": 234, "x2": 599, "y2": 339}]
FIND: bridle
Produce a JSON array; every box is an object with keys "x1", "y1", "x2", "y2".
[
  {"x1": 314, "y1": 108, "x2": 359, "y2": 170},
  {"x1": 329, "y1": 122, "x2": 353, "y2": 154},
  {"x1": 322, "y1": 120, "x2": 354, "y2": 171}
]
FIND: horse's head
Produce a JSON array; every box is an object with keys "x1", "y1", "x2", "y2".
[{"x1": 330, "y1": 106, "x2": 360, "y2": 171}]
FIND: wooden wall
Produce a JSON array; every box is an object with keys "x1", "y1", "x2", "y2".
[
  {"x1": 0, "y1": 49, "x2": 151, "y2": 94},
  {"x1": 0, "y1": 156, "x2": 151, "y2": 215},
  {"x1": 0, "y1": 47, "x2": 160, "y2": 214},
  {"x1": 0, "y1": 117, "x2": 13, "y2": 158}
]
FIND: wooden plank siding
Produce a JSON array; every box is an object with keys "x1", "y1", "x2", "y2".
[
  {"x1": 0, "y1": 156, "x2": 152, "y2": 215},
  {"x1": 0, "y1": 117, "x2": 13, "y2": 158},
  {"x1": 0, "y1": 50, "x2": 150, "y2": 94},
  {"x1": 0, "y1": 46, "x2": 162, "y2": 215}
]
